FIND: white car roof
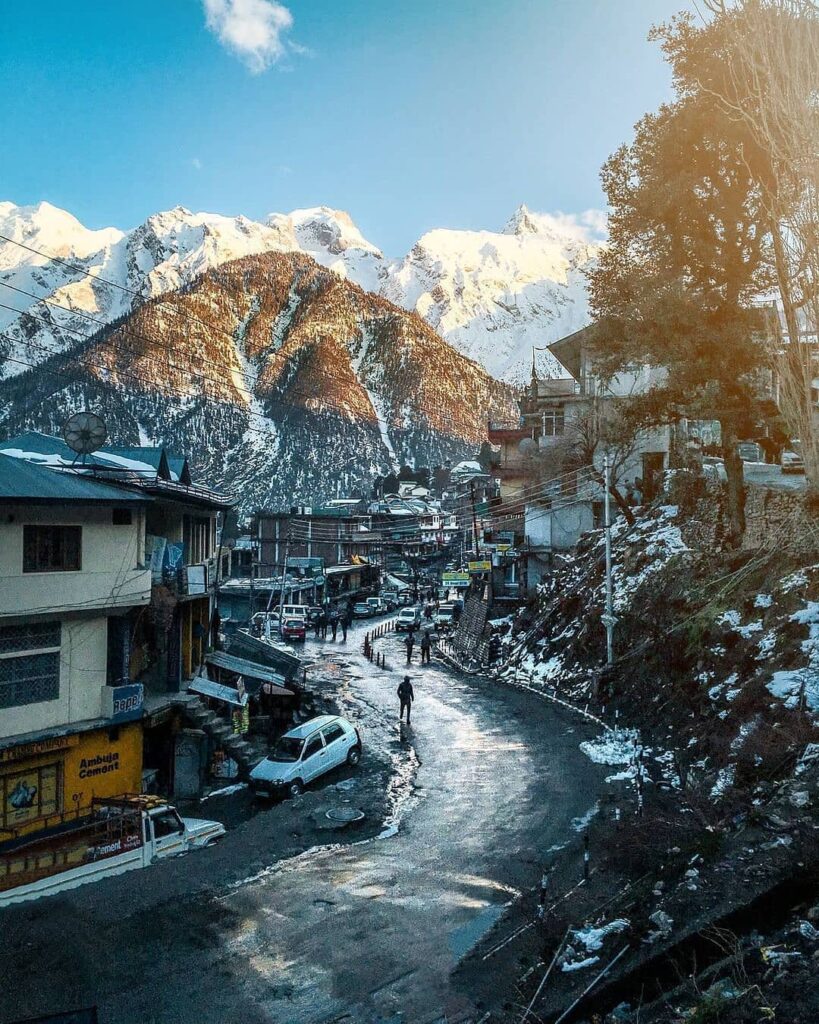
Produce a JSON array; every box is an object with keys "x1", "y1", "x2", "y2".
[{"x1": 284, "y1": 715, "x2": 345, "y2": 740}]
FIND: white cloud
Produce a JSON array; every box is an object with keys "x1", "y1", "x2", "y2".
[
  {"x1": 546, "y1": 209, "x2": 609, "y2": 243},
  {"x1": 203, "y1": 0, "x2": 295, "y2": 73},
  {"x1": 191, "y1": 157, "x2": 203, "y2": 171}
]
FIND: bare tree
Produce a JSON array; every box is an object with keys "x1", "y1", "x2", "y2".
[
  {"x1": 700, "y1": 0, "x2": 819, "y2": 486},
  {"x1": 537, "y1": 398, "x2": 644, "y2": 525}
]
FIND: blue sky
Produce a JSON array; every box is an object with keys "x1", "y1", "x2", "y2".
[{"x1": 0, "y1": 0, "x2": 687, "y2": 253}]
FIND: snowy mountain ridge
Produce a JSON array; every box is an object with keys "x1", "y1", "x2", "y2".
[
  {"x1": 0, "y1": 199, "x2": 604, "y2": 382},
  {"x1": 0, "y1": 251, "x2": 517, "y2": 509}
]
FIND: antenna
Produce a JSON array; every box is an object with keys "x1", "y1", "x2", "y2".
[{"x1": 62, "y1": 411, "x2": 108, "y2": 459}]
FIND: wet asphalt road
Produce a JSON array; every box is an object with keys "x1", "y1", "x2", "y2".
[{"x1": 0, "y1": 621, "x2": 607, "y2": 1024}]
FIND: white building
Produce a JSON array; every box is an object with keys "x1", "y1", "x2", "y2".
[{"x1": 0, "y1": 453, "x2": 152, "y2": 840}]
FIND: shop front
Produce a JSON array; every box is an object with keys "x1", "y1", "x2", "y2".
[{"x1": 0, "y1": 722, "x2": 143, "y2": 842}]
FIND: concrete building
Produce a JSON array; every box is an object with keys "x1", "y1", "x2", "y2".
[
  {"x1": 487, "y1": 328, "x2": 672, "y2": 583},
  {"x1": 0, "y1": 432, "x2": 236, "y2": 805},
  {"x1": 0, "y1": 453, "x2": 152, "y2": 841}
]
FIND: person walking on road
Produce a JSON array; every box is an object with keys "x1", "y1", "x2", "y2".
[
  {"x1": 397, "y1": 676, "x2": 414, "y2": 724},
  {"x1": 330, "y1": 609, "x2": 339, "y2": 641},
  {"x1": 319, "y1": 610, "x2": 328, "y2": 640},
  {"x1": 404, "y1": 630, "x2": 415, "y2": 664},
  {"x1": 420, "y1": 630, "x2": 431, "y2": 665},
  {"x1": 341, "y1": 612, "x2": 349, "y2": 642}
]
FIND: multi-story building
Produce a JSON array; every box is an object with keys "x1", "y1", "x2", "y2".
[
  {"x1": 486, "y1": 329, "x2": 672, "y2": 583},
  {"x1": 0, "y1": 431, "x2": 236, "y2": 806},
  {"x1": 0, "y1": 453, "x2": 152, "y2": 841}
]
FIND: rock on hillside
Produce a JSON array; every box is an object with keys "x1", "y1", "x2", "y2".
[{"x1": 0, "y1": 251, "x2": 517, "y2": 510}]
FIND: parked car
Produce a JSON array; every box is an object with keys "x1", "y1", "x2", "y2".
[
  {"x1": 250, "y1": 716, "x2": 362, "y2": 799},
  {"x1": 353, "y1": 601, "x2": 374, "y2": 618},
  {"x1": 781, "y1": 442, "x2": 805, "y2": 474},
  {"x1": 395, "y1": 606, "x2": 422, "y2": 632},
  {"x1": 397, "y1": 592, "x2": 415, "y2": 606},
  {"x1": 380, "y1": 590, "x2": 399, "y2": 611},
  {"x1": 305, "y1": 605, "x2": 323, "y2": 625},
  {"x1": 280, "y1": 617, "x2": 307, "y2": 642},
  {"x1": 366, "y1": 597, "x2": 387, "y2": 616}
]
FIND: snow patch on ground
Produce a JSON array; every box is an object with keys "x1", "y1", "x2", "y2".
[
  {"x1": 562, "y1": 956, "x2": 600, "y2": 973},
  {"x1": 719, "y1": 611, "x2": 763, "y2": 639},
  {"x1": 572, "y1": 918, "x2": 630, "y2": 952},
  {"x1": 580, "y1": 730, "x2": 639, "y2": 765},
  {"x1": 711, "y1": 764, "x2": 736, "y2": 798}
]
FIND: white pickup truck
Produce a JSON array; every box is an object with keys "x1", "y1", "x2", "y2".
[{"x1": 0, "y1": 795, "x2": 225, "y2": 908}]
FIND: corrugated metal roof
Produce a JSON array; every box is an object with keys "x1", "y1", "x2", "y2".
[
  {"x1": 0, "y1": 453, "x2": 153, "y2": 504},
  {"x1": 205, "y1": 650, "x2": 290, "y2": 690},
  {"x1": 103, "y1": 447, "x2": 166, "y2": 469},
  {"x1": 0, "y1": 432, "x2": 230, "y2": 506}
]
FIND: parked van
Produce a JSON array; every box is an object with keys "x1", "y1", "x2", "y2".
[
  {"x1": 434, "y1": 603, "x2": 456, "y2": 631},
  {"x1": 282, "y1": 604, "x2": 310, "y2": 620}
]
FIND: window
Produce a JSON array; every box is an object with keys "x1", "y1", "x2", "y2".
[
  {"x1": 151, "y1": 810, "x2": 184, "y2": 838},
  {"x1": 322, "y1": 724, "x2": 345, "y2": 745},
  {"x1": 112, "y1": 508, "x2": 132, "y2": 526},
  {"x1": 303, "y1": 735, "x2": 323, "y2": 759},
  {"x1": 0, "y1": 622, "x2": 61, "y2": 708},
  {"x1": 540, "y1": 408, "x2": 565, "y2": 437},
  {"x1": 1, "y1": 763, "x2": 61, "y2": 830},
  {"x1": 23, "y1": 525, "x2": 81, "y2": 573}
]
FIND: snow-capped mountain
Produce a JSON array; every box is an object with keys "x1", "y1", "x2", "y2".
[
  {"x1": 0, "y1": 251, "x2": 516, "y2": 510},
  {"x1": 383, "y1": 205, "x2": 603, "y2": 380},
  {"x1": 0, "y1": 200, "x2": 602, "y2": 383}
]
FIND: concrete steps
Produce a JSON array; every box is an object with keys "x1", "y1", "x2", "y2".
[{"x1": 181, "y1": 695, "x2": 268, "y2": 776}]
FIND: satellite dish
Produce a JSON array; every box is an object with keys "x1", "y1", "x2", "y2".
[
  {"x1": 518, "y1": 437, "x2": 538, "y2": 456},
  {"x1": 63, "y1": 411, "x2": 108, "y2": 455}
]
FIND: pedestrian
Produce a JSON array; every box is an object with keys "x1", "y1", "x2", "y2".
[
  {"x1": 423, "y1": 603, "x2": 433, "y2": 620},
  {"x1": 405, "y1": 630, "x2": 415, "y2": 664},
  {"x1": 330, "y1": 609, "x2": 339, "y2": 641},
  {"x1": 313, "y1": 613, "x2": 321, "y2": 639},
  {"x1": 397, "y1": 675, "x2": 414, "y2": 724},
  {"x1": 420, "y1": 630, "x2": 431, "y2": 665},
  {"x1": 319, "y1": 611, "x2": 328, "y2": 639},
  {"x1": 341, "y1": 616, "x2": 348, "y2": 642}
]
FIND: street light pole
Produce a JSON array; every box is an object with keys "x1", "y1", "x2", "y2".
[{"x1": 602, "y1": 452, "x2": 616, "y2": 665}]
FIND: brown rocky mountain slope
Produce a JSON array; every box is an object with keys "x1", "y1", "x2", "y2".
[{"x1": 0, "y1": 251, "x2": 517, "y2": 508}]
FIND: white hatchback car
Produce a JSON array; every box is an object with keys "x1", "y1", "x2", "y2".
[{"x1": 250, "y1": 715, "x2": 362, "y2": 799}]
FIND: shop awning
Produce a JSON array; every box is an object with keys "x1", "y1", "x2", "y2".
[
  {"x1": 204, "y1": 652, "x2": 292, "y2": 696},
  {"x1": 188, "y1": 675, "x2": 248, "y2": 707}
]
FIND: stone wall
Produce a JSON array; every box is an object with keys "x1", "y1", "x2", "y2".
[
  {"x1": 742, "y1": 483, "x2": 819, "y2": 555},
  {"x1": 666, "y1": 469, "x2": 819, "y2": 555}
]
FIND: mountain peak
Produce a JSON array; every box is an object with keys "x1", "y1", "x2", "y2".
[{"x1": 503, "y1": 203, "x2": 540, "y2": 236}]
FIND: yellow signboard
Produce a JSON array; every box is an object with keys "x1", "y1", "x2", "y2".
[
  {"x1": 0, "y1": 734, "x2": 77, "y2": 764},
  {"x1": 468, "y1": 560, "x2": 491, "y2": 573}
]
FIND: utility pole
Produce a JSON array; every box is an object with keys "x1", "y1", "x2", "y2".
[
  {"x1": 601, "y1": 453, "x2": 617, "y2": 665},
  {"x1": 469, "y1": 480, "x2": 480, "y2": 558},
  {"x1": 277, "y1": 524, "x2": 292, "y2": 626}
]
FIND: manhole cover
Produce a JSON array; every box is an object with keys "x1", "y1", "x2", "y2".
[{"x1": 325, "y1": 807, "x2": 365, "y2": 824}]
